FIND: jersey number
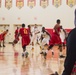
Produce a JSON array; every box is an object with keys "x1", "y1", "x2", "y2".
[{"x1": 24, "y1": 28, "x2": 28, "y2": 34}]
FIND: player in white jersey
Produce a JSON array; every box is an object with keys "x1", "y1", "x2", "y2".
[
  {"x1": 31, "y1": 24, "x2": 40, "y2": 45},
  {"x1": 41, "y1": 27, "x2": 51, "y2": 49},
  {"x1": 40, "y1": 27, "x2": 51, "y2": 59},
  {"x1": 59, "y1": 26, "x2": 67, "y2": 58}
]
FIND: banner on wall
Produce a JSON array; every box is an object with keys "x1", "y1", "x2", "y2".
[
  {"x1": 16, "y1": 0, "x2": 24, "y2": 9},
  {"x1": 5, "y1": 0, "x2": 12, "y2": 9},
  {"x1": 52, "y1": 0, "x2": 61, "y2": 8},
  {"x1": 27, "y1": 0, "x2": 36, "y2": 9},
  {"x1": 40, "y1": 0, "x2": 48, "y2": 8},
  {"x1": 0, "y1": 0, "x2": 1, "y2": 7},
  {"x1": 66, "y1": 0, "x2": 76, "y2": 7}
]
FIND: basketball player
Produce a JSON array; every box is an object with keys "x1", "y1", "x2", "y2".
[
  {"x1": 12, "y1": 27, "x2": 19, "y2": 46},
  {"x1": 49, "y1": 19, "x2": 65, "y2": 58},
  {"x1": 31, "y1": 24, "x2": 40, "y2": 45},
  {"x1": 15, "y1": 24, "x2": 30, "y2": 58},
  {"x1": 0, "y1": 29, "x2": 9, "y2": 47}
]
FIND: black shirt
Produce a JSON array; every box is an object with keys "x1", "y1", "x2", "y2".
[{"x1": 62, "y1": 28, "x2": 76, "y2": 75}]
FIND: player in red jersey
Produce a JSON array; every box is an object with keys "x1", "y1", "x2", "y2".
[
  {"x1": 12, "y1": 27, "x2": 19, "y2": 46},
  {"x1": 49, "y1": 19, "x2": 61, "y2": 46},
  {"x1": 49, "y1": 19, "x2": 65, "y2": 58},
  {"x1": 19, "y1": 24, "x2": 30, "y2": 58},
  {"x1": 28, "y1": 25, "x2": 32, "y2": 40},
  {"x1": 28, "y1": 25, "x2": 32, "y2": 36},
  {"x1": 0, "y1": 29, "x2": 8, "y2": 47},
  {"x1": 15, "y1": 27, "x2": 19, "y2": 41}
]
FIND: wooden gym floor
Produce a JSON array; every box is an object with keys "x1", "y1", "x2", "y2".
[{"x1": 0, "y1": 44, "x2": 66, "y2": 75}]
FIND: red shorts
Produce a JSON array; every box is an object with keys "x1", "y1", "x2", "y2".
[
  {"x1": 22, "y1": 35, "x2": 30, "y2": 47},
  {"x1": 49, "y1": 33, "x2": 62, "y2": 45}
]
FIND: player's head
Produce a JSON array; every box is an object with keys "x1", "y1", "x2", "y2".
[
  {"x1": 56, "y1": 19, "x2": 60, "y2": 24},
  {"x1": 22, "y1": 23, "x2": 25, "y2": 27},
  {"x1": 28, "y1": 25, "x2": 30, "y2": 28},
  {"x1": 34, "y1": 24, "x2": 37, "y2": 28},
  {"x1": 5, "y1": 29, "x2": 9, "y2": 34},
  {"x1": 17, "y1": 27, "x2": 19, "y2": 29},
  {"x1": 42, "y1": 27, "x2": 45, "y2": 31}
]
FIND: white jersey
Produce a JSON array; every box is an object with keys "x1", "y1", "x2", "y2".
[
  {"x1": 41, "y1": 31, "x2": 50, "y2": 46},
  {"x1": 34, "y1": 27, "x2": 40, "y2": 34},
  {"x1": 41, "y1": 31, "x2": 50, "y2": 40},
  {"x1": 31, "y1": 27, "x2": 41, "y2": 45},
  {"x1": 31, "y1": 27, "x2": 38, "y2": 36}
]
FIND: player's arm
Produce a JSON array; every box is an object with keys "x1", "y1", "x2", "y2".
[{"x1": 35, "y1": 31, "x2": 40, "y2": 34}]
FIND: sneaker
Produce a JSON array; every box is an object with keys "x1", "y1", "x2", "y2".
[
  {"x1": 60, "y1": 55, "x2": 65, "y2": 58},
  {"x1": 43, "y1": 52, "x2": 47, "y2": 59},
  {"x1": 3, "y1": 45, "x2": 5, "y2": 47},
  {"x1": 25, "y1": 52, "x2": 29, "y2": 58},
  {"x1": 22, "y1": 53, "x2": 24, "y2": 57}
]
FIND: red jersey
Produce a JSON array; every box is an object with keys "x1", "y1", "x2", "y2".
[
  {"x1": 0, "y1": 31, "x2": 7, "y2": 41},
  {"x1": 15, "y1": 29, "x2": 18, "y2": 36},
  {"x1": 54, "y1": 24, "x2": 61, "y2": 36},
  {"x1": 15, "y1": 29, "x2": 19, "y2": 41},
  {"x1": 19, "y1": 28, "x2": 29, "y2": 36},
  {"x1": 19, "y1": 28, "x2": 30, "y2": 47},
  {"x1": 49, "y1": 25, "x2": 61, "y2": 45}
]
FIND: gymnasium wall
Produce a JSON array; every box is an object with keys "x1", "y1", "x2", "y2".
[{"x1": 0, "y1": 0, "x2": 76, "y2": 42}]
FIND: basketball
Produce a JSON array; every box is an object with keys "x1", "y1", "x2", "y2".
[{"x1": 13, "y1": 39, "x2": 18, "y2": 44}]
